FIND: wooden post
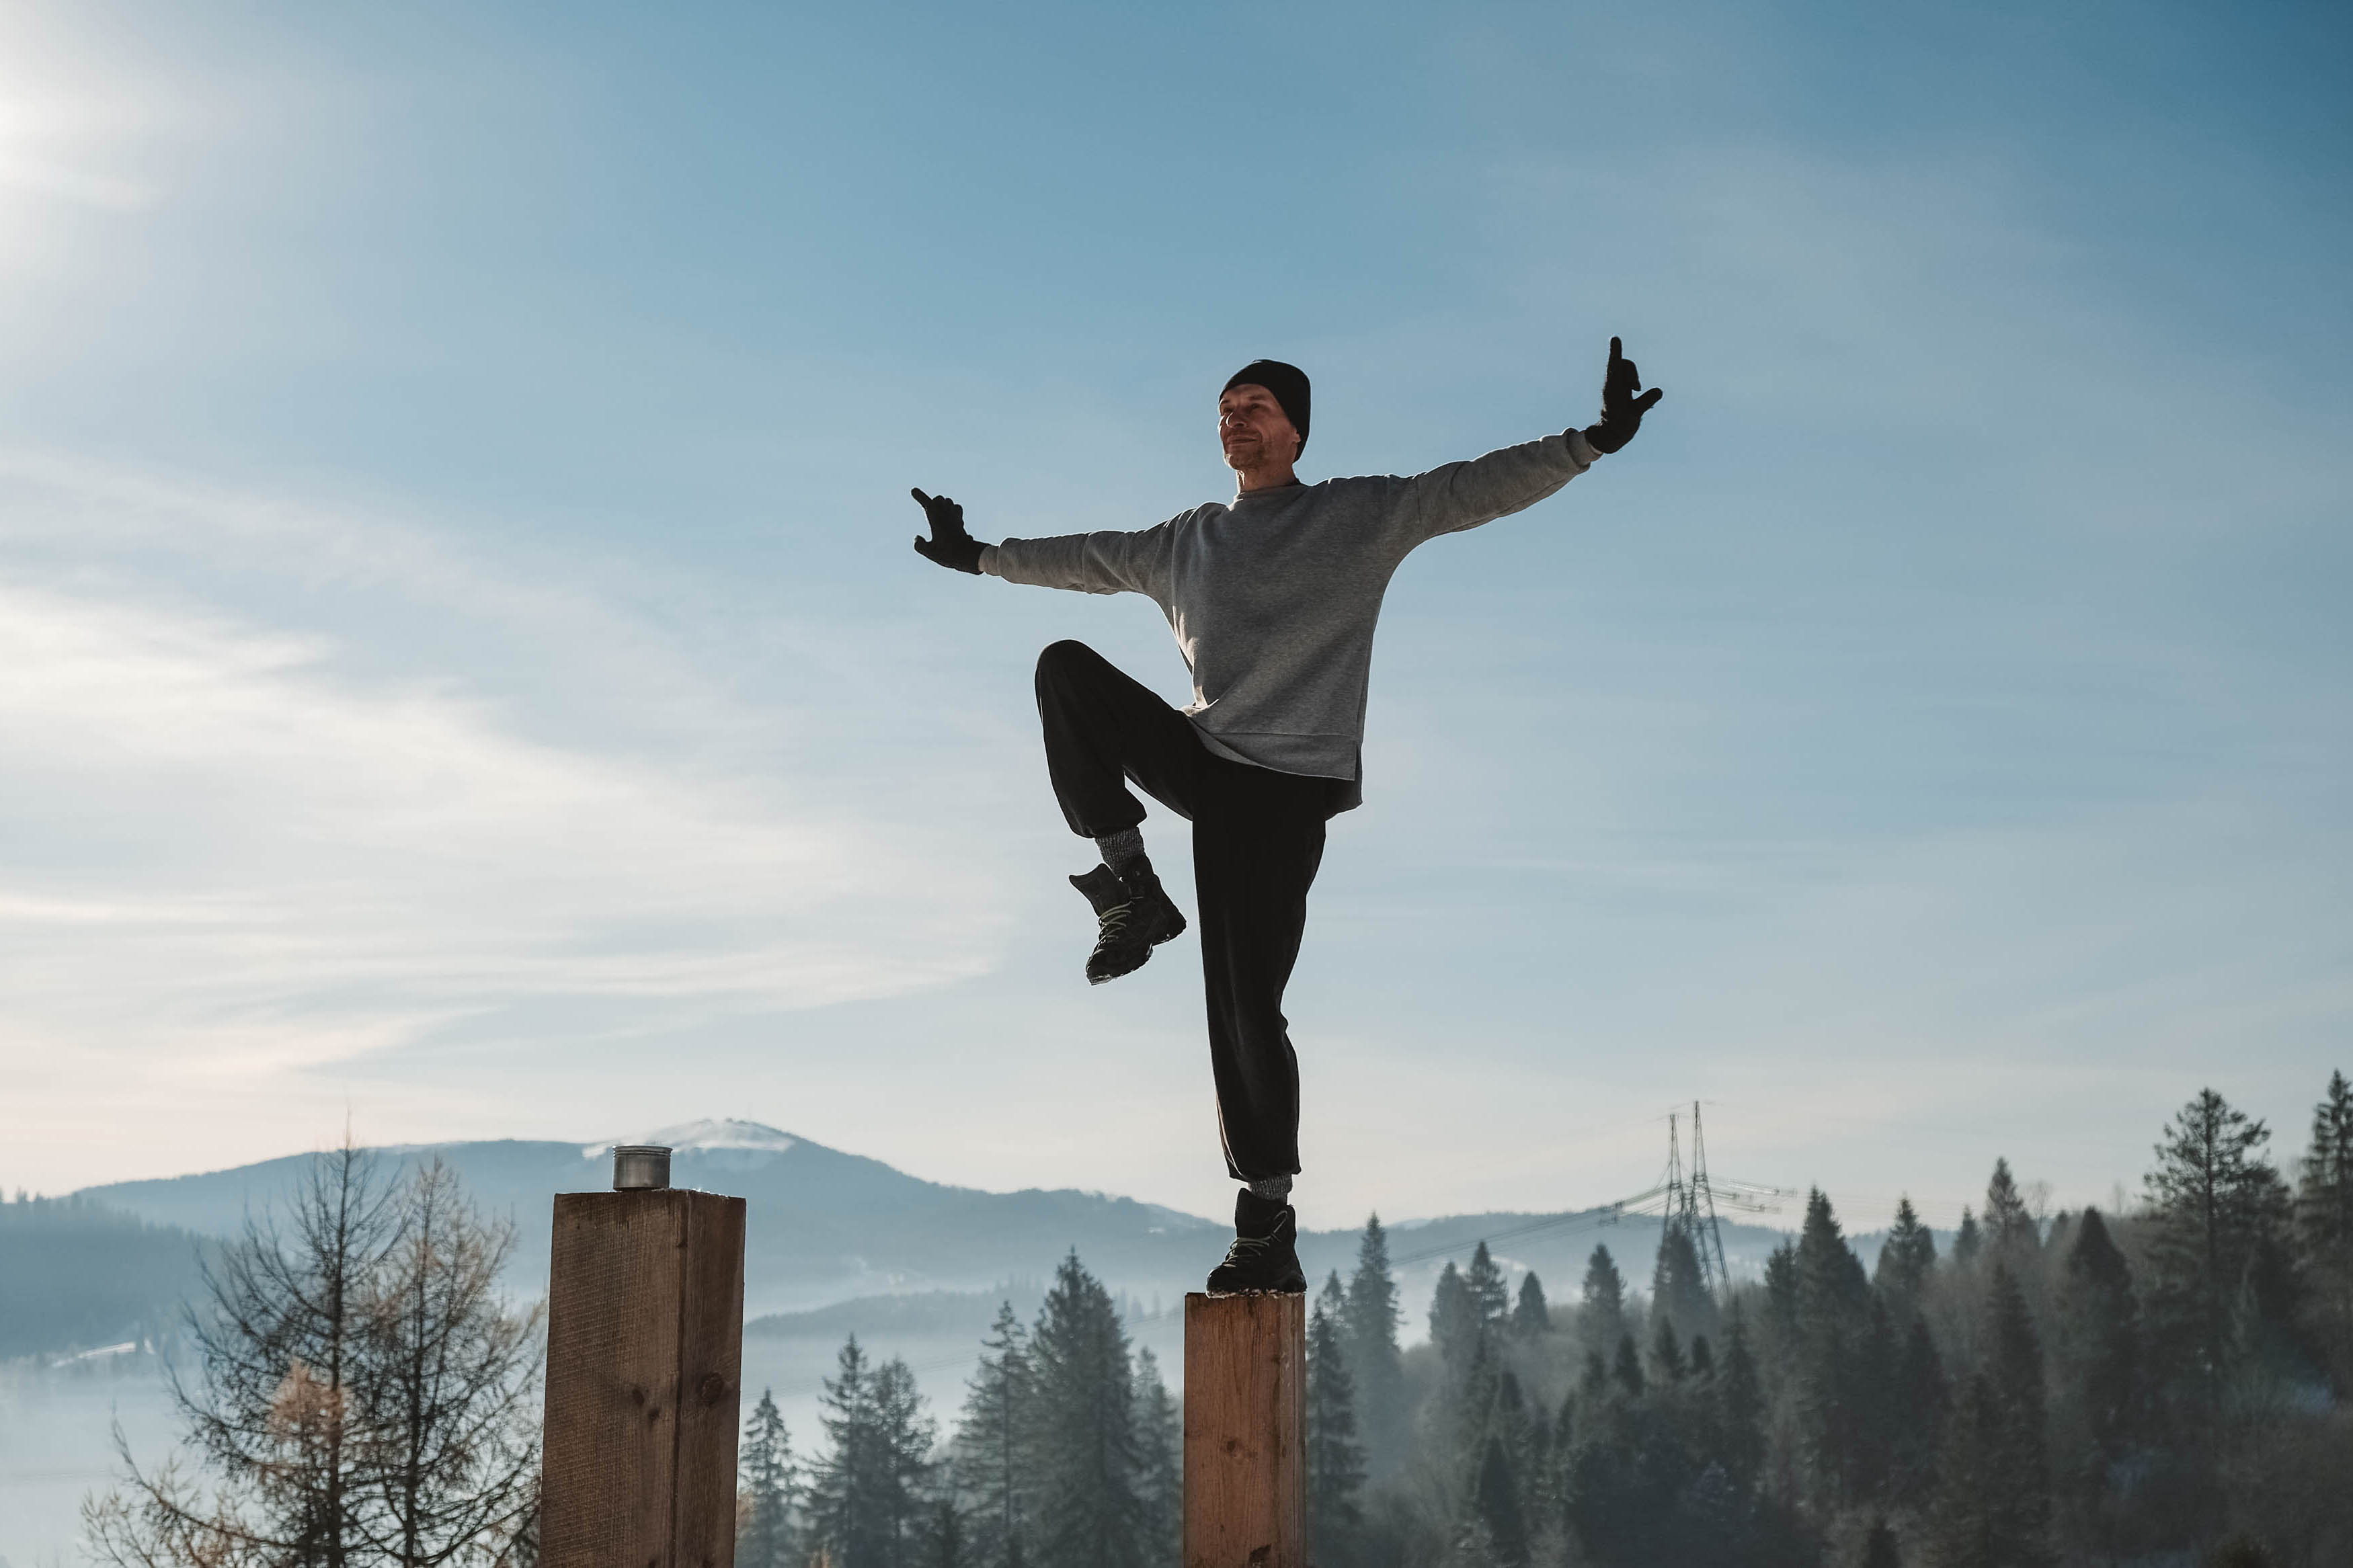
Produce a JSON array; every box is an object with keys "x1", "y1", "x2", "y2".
[
  {"x1": 541, "y1": 1188, "x2": 747, "y2": 1568},
  {"x1": 1183, "y1": 1292, "x2": 1306, "y2": 1568}
]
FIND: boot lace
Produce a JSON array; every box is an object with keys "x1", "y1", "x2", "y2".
[
  {"x1": 1219, "y1": 1233, "x2": 1272, "y2": 1267},
  {"x1": 1092, "y1": 901, "x2": 1135, "y2": 948}
]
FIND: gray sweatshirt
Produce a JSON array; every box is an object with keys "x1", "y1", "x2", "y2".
[{"x1": 985, "y1": 427, "x2": 1601, "y2": 810}]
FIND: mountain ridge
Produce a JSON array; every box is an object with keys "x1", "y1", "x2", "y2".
[{"x1": 69, "y1": 1119, "x2": 1815, "y2": 1324}]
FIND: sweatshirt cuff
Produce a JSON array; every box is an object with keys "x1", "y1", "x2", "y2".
[
  {"x1": 980, "y1": 544, "x2": 1002, "y2": 576},
  {"x1": 1566, "y1": 427, "x2": 1601, "y2": 468}
]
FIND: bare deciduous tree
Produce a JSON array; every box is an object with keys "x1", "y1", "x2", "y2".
[{"x1": 85, "y1": 1144, "x2": 541, "y2": 1567}]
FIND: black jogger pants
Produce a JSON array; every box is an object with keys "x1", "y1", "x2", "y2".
[{"x1": 1033, "y1": 639, "x2": 1339, "y2": 1184}]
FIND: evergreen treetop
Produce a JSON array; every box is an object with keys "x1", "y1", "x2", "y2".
[
  {"x1": 2299, "y1": 1070, "x2": 2353, "y2": 1253},
  {"x1": 1343, "y1": 1213, "x2": 1410, "y2": 1481},
  {"x1": 1430, "y1": 1262, "x2": 1481, "y2": 1369},
  {"x1": 1953, "y1": 1208, "x2": 1983, "y2": 1270},
  {"x1": 1874, "y1": 1196, "x2": 1938, "y2": 1305},
  {"x1": 1650, "y1": 1221, "x2": 1718, "y2": 1343},
  {"x1": 1511, "y1": 1271, "x2": 1550, "y2": 1337},
  {"x1": 1305, "y1": 1282, "x2": 1367, "y2": 1551},
  {"x1": 2143, "y1": 1087, "x2": 2293, "y2": 1395},
  {"x1": 1580, "y1": 1244, "x2": 1626, "y2": 1348},
  {"x1": 1344, "y1": 1214, "x2": 1403, "y2": 1352},
  {"x1": 1025, "y1": 1251, "x2": 1148, "y2": 1568},
  {"x1": 1985, "y1": 1157, "x2": 2038, "y2": 1253},
  {"x1": 1466, "y1": 1241, "x2": 1511, "y2": 1329},
  {"x1": 949, "y1": 1301, "x2": 1032, "y2": 1568},
  {"x1": 738, "y1": 1388, "x2": 795, "y2": 1568}
]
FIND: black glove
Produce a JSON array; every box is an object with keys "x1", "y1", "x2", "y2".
[
  {"x1": 1581, "y1": 336, "x2": 1664, "y2": 455},
  {"x1": 910, "y1": 488, "x2": 989, "y2": 575}
]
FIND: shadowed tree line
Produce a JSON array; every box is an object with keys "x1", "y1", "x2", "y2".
[
  {"x1": 1297, "y1": 1073, "x2": 2353, "y2": 1567},
  {"x1": 735, "y1": 1249, "x2": 1181, "y2": 1568},
  {"x1": 743, "y1": 1072, "x2": 2353, "y2": 1567}
]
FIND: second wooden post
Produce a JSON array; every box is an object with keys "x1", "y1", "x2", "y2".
[
  {"x1": 541, "y1": 1149, "x2": 746, "y2": 1568},
  {"x1": 1183, "y1": 1291, "x2": 1306, "y2": 1568}
]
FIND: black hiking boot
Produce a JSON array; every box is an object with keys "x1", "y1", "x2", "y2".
[
  {"x1": 1070, "y1": 858, "x2": 1187, "y2": 986},
  {"x1": 1205, "y1": 1190, "x2": 1306, "y2": 1295}
]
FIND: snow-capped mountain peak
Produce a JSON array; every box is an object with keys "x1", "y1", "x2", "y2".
[{"x1": 580, "y1": 1119, "x2": 799, "y2": 1160}]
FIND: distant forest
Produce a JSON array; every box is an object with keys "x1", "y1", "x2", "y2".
[
  {"x1": 0, "y1": 1193, "x2": 208, "y2": 1360},
  {"x1": 736, "y1": 1073, "x2": 2353, "y2": 1567}
]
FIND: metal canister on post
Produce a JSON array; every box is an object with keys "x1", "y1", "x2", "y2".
[{"x1": 611, "y1": 1145, "x2": 672, "y2": 1192}]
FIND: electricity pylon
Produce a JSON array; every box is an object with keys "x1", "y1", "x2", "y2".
[{"x1": 1658, "y1": 1102, "x2": 1757, "y2": 1300}]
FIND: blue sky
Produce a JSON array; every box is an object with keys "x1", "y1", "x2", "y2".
[{"x1": 0, "y1": 0, "x2": 2346, "y2": 1234}]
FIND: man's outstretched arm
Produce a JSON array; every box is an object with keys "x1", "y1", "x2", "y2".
[
  {"x1": 1406, "y1": 335, "x2": 1667, "y2": 538},
  {"x1": 909, "y1": 487, "x2": 1172, "y2": 598}
]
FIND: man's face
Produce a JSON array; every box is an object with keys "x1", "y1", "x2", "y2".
[{"x1": 1218, "y1": 383, "x2": 1300, "y2": 471}]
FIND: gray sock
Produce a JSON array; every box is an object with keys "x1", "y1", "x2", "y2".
[
  {"x1": 1248, "y1": 1175, "x2": 1293, "y2": 1204},
  {"x1": 1095, "y1": 827, "x2": 1146, "y2": 876}
]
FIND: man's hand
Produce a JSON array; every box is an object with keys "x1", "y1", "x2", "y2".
[
  {"x1": 911, "y1": 488, "x2": 989, "y2": 574},
  {"x1": 1582, "y1": 336, "x2": 1664, "y2": 455}
]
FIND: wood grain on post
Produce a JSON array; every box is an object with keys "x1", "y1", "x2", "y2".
[
  {"x1": 1183, "y1": 1291, "x2": 1306, "y2": 1568},
  {"x1": 541, "y1": 1189, "x2": 747, "y2": 1568}
]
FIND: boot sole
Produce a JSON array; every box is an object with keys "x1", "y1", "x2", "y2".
[{"x1": 1084, "y1": 903, "x2": 1188, "y2": 985}]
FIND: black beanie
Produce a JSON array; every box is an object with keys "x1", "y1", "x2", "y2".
[{"x1": 1223, "y1": 360, "x2": 1311, "y2": 454}]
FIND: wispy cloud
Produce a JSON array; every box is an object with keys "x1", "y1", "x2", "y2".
[{"x1": 0, "y1": 454, "x2": 1010, "y2": 1186}]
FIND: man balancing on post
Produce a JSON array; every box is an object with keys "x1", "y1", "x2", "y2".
[{"x1": 909, "y1": 341, "x2": 1663, "y2": 1294}]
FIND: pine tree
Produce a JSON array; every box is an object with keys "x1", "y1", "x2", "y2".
[
  {"x1": 1925, "y1": 1372, "x2": 1999, "y2": 1568},
  {"x1": 740, "y1": 1389, "x2": 797, "y2": 1568},
  {"x1": 1490, "y1": 1370, "x2": 1536, "y2": 1495},
  {"x1": 2297, "y1": 1069, "x2": 2353, "y2": 1384},
  {"x1": 1874, "y1": 1196, "x2": 1938, "y2": 1313},
  {"x1": 951, "y1": 1303, "x2": 1032, "y2": 1568},
  {"x1": 1689, "y1": 1334, "x2": 1716, "y2": 1380},
  {"x1": 807, "y1": 1339, "x2": 936, "y2": 1567},
  {"x1": 1853, "y1": 1294, "x2": 1900, "y2": 1502},
  {"x1": 1025, "y1": 1253, "x2": 1147, "y2": 1568},
  {"x1": 1511, "y1": 1272, "x2": 1550, "y2": 1338},
  {"x1": 1717, "y1": 1309, "x2": 1767, "y2": 1483},
  {"x1": 1466, "y1": 1241, "x2": 1511, "y2": 1330},
  {"x1": 1979, "y1": 1262, "x2": 2053, "y2": 1565},
  {"x1": 1862, "y1": 1516, "x2": 1901, "y2": 1568},
  {"x1": 1890, "y1": 1317, "x2": 1946, "y2": 1505},
  {"x1": 1580, "y1": 1349, "x2": 1608, "y2": 1401},
  {"x1": 1548, "y1": 1391, "x2": 1577, "y2": 1516},
  {"x1": 1792, "y1": 1189, "x2": 1871, "y2": 1505},
  {"x1": 1762, "y1": 1239, "x2": 1800, "y2": 1347},
  {"x1": 1984, "y1": 1158, "x2": 2039, "y2": 1254},
  {"x1": 1649, "y1": 1317, "x2": 1687, "y2": 1384},
  {"x1": 1580, "y1": 1245, "x2": 1627, "y2": 1352},
  {"x1": 1953, "y1": 1208, "x2": 1983, "y2": 1271},
  {"x1": 1612, "y1": 1332, "x2": 1646, "y2": 1399},
  {"x1": 807, "y1": 1337, "x2": 879, "y2": 1562},
  {"x1": 2143, "y1": 1087, "x2": 2295, "y2": 1403},
  {"x1": 1650, "y1": 1223, "x2": 1718, "y2": 1345},
  {"x1": 1470, "y1": 1436, "x2": 1530, "y2": 1568},
  {"x1": 873, "y1": 1360, "x2": 939, "y2": 1560},
  {"x1": 1343, "y1": 1214, "x2": 1408, "y2": 1477},
  {"x1": 1447, "y1": 1332, "x2": 1504, "y2": 1488},
  {"x1": 1429, "y1": 1262, "x2": 1482, "y2": 1372},
  {"x1": 1130, "y1": 1348, "x2": 1180, "y2": 1564},
  {"x1": 1305, "y1": 1276, "x2": 1366, "y2": 1559},
  {"x1": 2061, "y1": 1208, "x2": 2137, "y2": 1467}
]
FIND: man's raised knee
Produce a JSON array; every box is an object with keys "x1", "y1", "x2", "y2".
[{"x1": 1035, "y1": 638, "x2": 1103, "y2": 691}]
